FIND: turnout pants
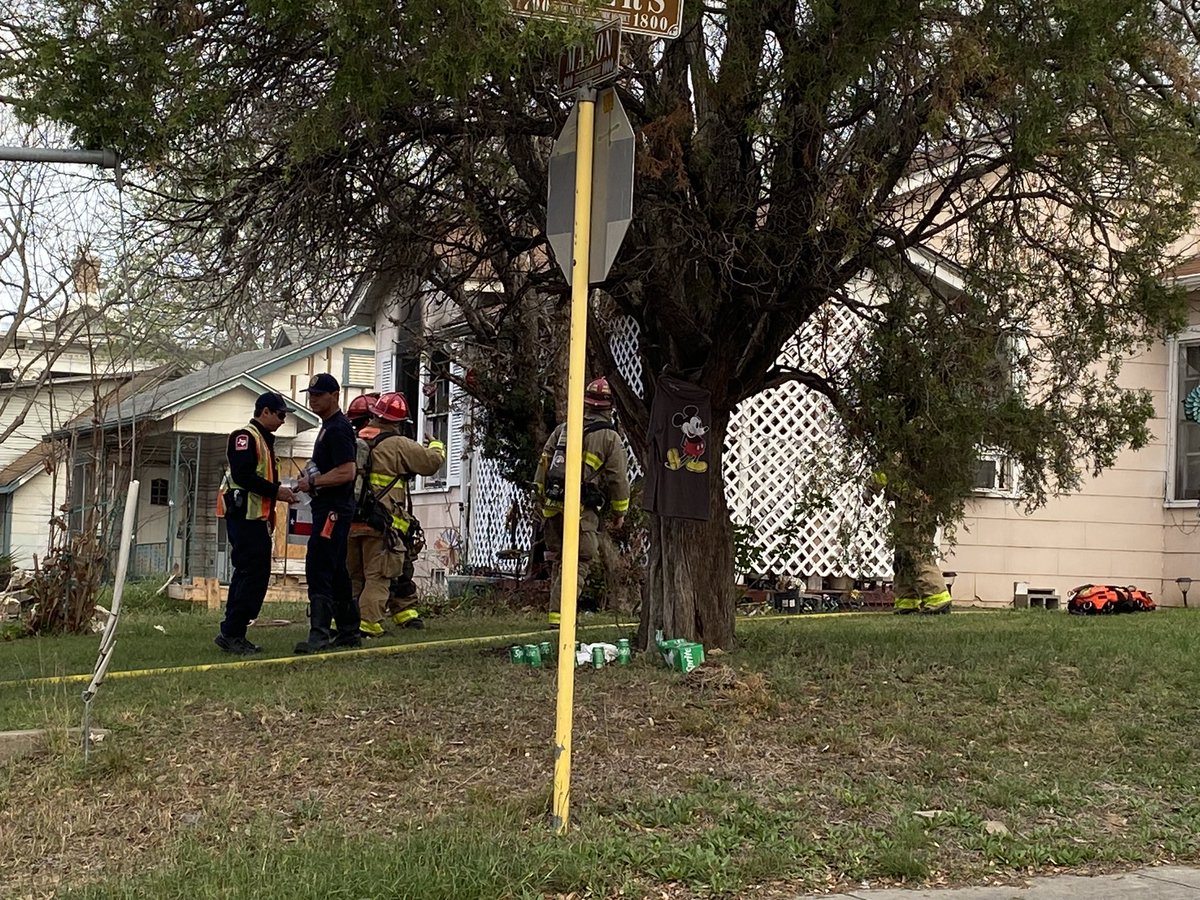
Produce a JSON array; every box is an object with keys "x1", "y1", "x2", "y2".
[
  {"x1": 388, "y1": 555, "x2": 419, "y2": 624},
  {"x1": 347, "y1": 529, "x2": 397, "y2": 624},
  {"x1": 221, "y1": 515, "x2": 273, "y2": 640},
  {"x1": 306, "y1": 508, "x2": 358, "y2": 643},
  {"x1": 544, "y1": 509, "x2": 599, "y2": 613}
]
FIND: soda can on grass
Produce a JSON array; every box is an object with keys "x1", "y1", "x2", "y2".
[
  {"x1": 592, "y1": 646, "x2": 605, "y2": 669},
  {"x1": 616, "y1": 638, "x2": 632, "y2": 666},
  {"x1": 538, "y1": 641, "x2": 553, "y2": 661},
  {"x1": 509, "y1": 645, "x2": 525, "y2": 665},
  {"x1": 524, "y1": 644, "x2": 542, "y2": 668}
]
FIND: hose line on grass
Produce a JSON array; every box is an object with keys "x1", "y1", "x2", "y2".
[
  {"x1": 2, "y1": 611, "x2": 884, "y2": 691},
  {"x1": 7, "y1": 623, "x2": 637, "y2": 689}
]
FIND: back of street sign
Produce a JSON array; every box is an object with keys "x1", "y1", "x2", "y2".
[{"x1": 546, "y1": 89, "x2": 635, "y2": 286}]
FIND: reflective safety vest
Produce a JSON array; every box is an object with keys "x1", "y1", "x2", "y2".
[{"x1": 216, "y1": 425, "x2": 277, "y2": 522}]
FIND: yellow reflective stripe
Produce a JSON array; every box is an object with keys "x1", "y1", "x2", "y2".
[
  {"x1": 610, "y1": 498, "x2": 629, "y2": 512},
  {"x1": 428, "y1": 440, "x2": 446, "y2": 453},
  {"x1": 369, "y1": 473, "x2": 399, "y2": 486},
  {"x1": 583, "y1": 452, "x2": 602, "y2": 470},
  {"x1": 393, "y1": 514, "x2": 410, "y2": 533},
  {"x1": 392, "y1": 608, "x2": 419, "y2": 625}
]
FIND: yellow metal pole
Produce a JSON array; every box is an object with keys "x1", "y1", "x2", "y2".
[{"x1": 552, "y1": 86, "x2": 596, "y2": 835}]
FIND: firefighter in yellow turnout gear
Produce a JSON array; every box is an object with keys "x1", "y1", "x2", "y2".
[
  {"x1": 534, "y1": 377, "x2": 631, "y2": 626},
  {"x1": 347, "y1": 392, "x2": 446, "y2": 636},
  {"x1": 871, "y1": 472, "x2": 952, "y2": 614}
]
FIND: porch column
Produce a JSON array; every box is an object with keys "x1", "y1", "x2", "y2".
[
  {"x1": 166, "y1": 433, "x2": 181, "y2": 572},
  {"x1": 191, "y1": 434, "x2": 203, "y2": 576}
]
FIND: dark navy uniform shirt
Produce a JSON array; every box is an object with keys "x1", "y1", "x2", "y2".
[{"x1": 311, "y1": 410, "x2": 357, "y2": 514}]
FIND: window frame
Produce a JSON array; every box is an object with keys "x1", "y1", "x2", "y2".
[
  {"x1": 971, "y1": 449, "x2": 1021, "y2": 499},
  {"x1": 970, "y1": 330, "x2": 1027, "y2": 501},
  {"x1": 149, "y1": 477, "x2": 170, "y2": 507},
  {"x1": 342, "y1": 348, "x2": 375, "y2": 389},
  {"x1": 413, "y1": 352, "x2": 452, "y2": 494},
  {"x1": 1165, "y1": 326, "x2": 1200, "y2": 507}
]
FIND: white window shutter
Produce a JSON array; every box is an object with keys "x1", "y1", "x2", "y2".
[
  {"x1": 448, "y1": 363, "x2": 466, "y2": 487},
  {"x1": 378, "y1": 355, "x2": 394, "y2": 392}
]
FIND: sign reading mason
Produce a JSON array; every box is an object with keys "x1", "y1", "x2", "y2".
[
  {"x1": 510, "y1": 0, "x2": 683, "y2": 39},
  {"x1": 558, "y1": 21, "x2": 621, "y2": 93}
]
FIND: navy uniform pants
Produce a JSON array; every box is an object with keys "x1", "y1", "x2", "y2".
[
  {"x1": 306, "y1": 507, "x2": 359, "y2": 644},
  {"x1": 221, "y1": 515, "x2": 272, "y2": 640}
]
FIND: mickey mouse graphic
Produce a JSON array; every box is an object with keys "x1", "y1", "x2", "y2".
[{"x1": 666, "y1": 406, "x2": 709, "y2": 473}]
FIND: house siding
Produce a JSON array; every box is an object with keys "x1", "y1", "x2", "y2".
[
  {"x1": 0, "y1": 379, "x2": 125, "y2": 568},
  {"x1": 8, "y1": 471, "x2": 62, "y2": 565},
  {"x1": 947, "y1": 327, "x2": 1193, "y2": 606}
]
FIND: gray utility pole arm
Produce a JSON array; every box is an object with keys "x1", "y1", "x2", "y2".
[{"x1": 0, "y1": 146, "x2": 122, "y2": 189}]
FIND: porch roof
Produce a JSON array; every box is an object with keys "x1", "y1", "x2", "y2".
[
  {"x1": 52, "y1": 325, "x2": 366, "y2": 435},
  {"x1": 0, "y1": 445, "x2": 48, "y2": 495}
]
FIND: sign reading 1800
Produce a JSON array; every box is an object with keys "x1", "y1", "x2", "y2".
[{"x1": 510, "y1": 0, "x2": 683, "y2": 39}]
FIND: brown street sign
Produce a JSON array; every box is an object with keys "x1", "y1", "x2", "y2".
[
  {"x1": 510, "y1": 0, "x2": 683, "y2": 40},
  {"x1": 558, "y1": 21, "x2": 621, "y2": 93}
]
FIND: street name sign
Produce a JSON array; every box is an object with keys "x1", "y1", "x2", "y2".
[
  {"x1": 546, "y1": 89, "x2": 635, "y2": 285},
  {"x1": 558, "y1": 20, "x2": 621, "y2": 94},
  {"x1": 510, "y1": 0, "x2": 683, "y2": 40}
]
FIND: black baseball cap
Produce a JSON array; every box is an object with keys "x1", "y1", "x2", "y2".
[
  {"x1": 301, "y1": 372, "x2": 340, "y2": 394},
  {"x1": 255, "y1": 391, "x2": 293, "y2": 414}
]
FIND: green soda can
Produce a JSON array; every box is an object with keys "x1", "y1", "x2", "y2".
[
  {"x1": 592, "y1": 646, "x2": 605, "y2": 669},
  {"x1": 617, "y1": 638, "x2": 632, "y2": 666},
  {"x1": 539, "y1": 641, "x2": 553, "y2": 661},
  {"x1": 524, "y1": 643, "x2": 542, "y2": 668},
  {"x1": 509, "y1": 645, "x2": 525, "y2": 665}
]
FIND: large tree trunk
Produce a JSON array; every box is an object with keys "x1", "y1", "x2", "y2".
[{"x1": 637, "y1": 416, "x2": 736, "y2": 651}]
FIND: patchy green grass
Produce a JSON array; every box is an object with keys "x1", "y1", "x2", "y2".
[{"x1": 5, "y1": 609, "x2": 1200, "y2": 899}]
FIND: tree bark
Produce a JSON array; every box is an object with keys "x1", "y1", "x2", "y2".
[{"x1": 637, "y1": 416, "x2": 735, "y2": 651}]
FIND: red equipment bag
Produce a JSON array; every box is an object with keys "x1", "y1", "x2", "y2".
[{"x1": 1067, "y1": 584, "x2": 1156, "y2": 615}]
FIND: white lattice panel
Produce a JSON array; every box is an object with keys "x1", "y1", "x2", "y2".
[
  {"x1": 610, "y1": 315, "x2": 644, "y2": 481},
  {"x1": 724, "y1": 304, "x2": 892, "y2": 578},
  {"x1": 467, "y1": 455, "x2": 535, "y2": 573},
  {"x1": 610, "y1": 315, "x2": 645, "y2": 398},
  {"x1": 465, "y1": 305, "x2": 892, "y2": 580}
]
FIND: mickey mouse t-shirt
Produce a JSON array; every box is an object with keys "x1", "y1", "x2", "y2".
[{"x1": 642, "y1": 375, "x2": 712, "y2": 520}]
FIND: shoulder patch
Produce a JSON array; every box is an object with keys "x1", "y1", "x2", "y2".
[{"x1": 235, "y1": 434, "x2": 250, "y2": 451}]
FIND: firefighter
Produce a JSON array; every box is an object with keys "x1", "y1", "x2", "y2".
[
  {"x1": 534, "y1": 376, "x2": 631, "y2": 627},
  {"x1": 347, "y1": 391, "x2": 446, "y2": 635},
  {"x1": 348, "y1": 392, "x2": 380, "y2": 432},
  {"x1": 214, "y1": 391, "x2": 296, "y2": 654},
  {"x1": 870, "y1": 471, "x2": 951, "y2": 614}
]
